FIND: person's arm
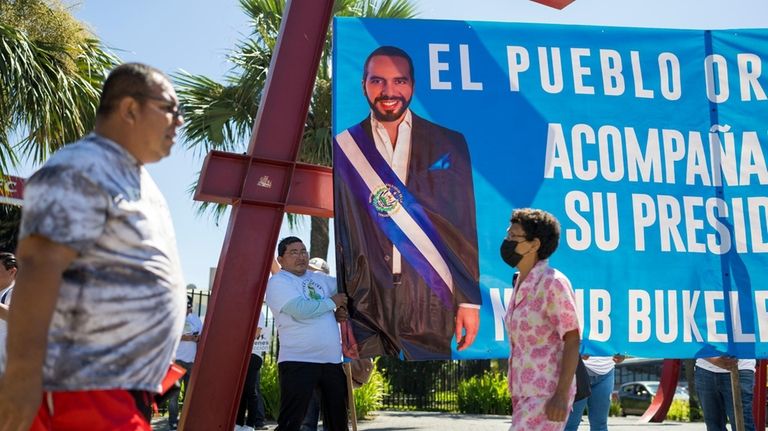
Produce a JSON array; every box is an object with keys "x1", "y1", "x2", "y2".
[
  {"x1": 281, "y1": 293, "x2": 347, "y2": 320},
  {"x1": 180, "y1": 333, "x2": 199, "y2": 342},
  {"x1": 0, "y1": 235, "x2": 78, "y2": 431},
  {"x1": 544, "y1": 329, "x2": 580, "y2": 422}
]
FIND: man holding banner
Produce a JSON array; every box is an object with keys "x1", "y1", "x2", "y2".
[{"x1": 334, "y1": 46, "x2": 481, "y2": 360}]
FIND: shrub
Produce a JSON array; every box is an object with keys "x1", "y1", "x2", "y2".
[
  {"x1": 259, "y1": 357, "x2": 389, "y2": 421},
  {"x1": 457, "y1": 371, "x2": 510, "y2": 415},
  {"x1": 609, "y1": 400, "x2": 622, "y2": 417},
  {"x1": 260, "y1": 356, "x2": 280, "y2": 420},
  {"x1": 666, "y1": 399, "x2": 702, "y2": 422},
  {"x1": 354, "y1": 358, "x2": 387, "y2": 419}
]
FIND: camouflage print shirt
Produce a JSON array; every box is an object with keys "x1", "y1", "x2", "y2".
[{"x1": 18, "y1": 133, "x2": 186, "y2": 393}]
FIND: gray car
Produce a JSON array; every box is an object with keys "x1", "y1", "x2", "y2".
[{"x1": 617, "y1": 381, "x2": 689, "y2": 416}]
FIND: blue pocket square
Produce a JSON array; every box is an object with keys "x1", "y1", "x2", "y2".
[{"x1": 429, "y1": 153, "x2": 452, "y2": 171}]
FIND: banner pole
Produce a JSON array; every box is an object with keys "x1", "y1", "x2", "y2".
[
  {"x1": 344, "y1": 362, "x2": 358, "y2": 431},
  {"x1": 730, "y1": 366, "x2": 745, "y2": 431}
]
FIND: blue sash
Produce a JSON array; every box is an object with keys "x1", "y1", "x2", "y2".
[{"x1": 334, "y1": 123, "x2": 456, "y2": 308}]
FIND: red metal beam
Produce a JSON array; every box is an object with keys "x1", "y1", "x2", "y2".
[
  {"x1": 638, "y1": 359, "x2": 681, "y2": 423},
  {"x1": 755, "y1": 360, "x2": 767, "y2": 428},
  {"x1": 195, "y1": 151, "x2": 333, "y2": 217},
  {"x1": 530, "y1": 0, "x2": 576, "y2": 10},
  {"x1": 179, "y1": 0, "x2": 336, "y2": 429}
]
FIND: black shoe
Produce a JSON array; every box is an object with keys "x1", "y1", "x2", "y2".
[{"x1": 253, "y1": 425, "x2": 269, "y2": 430}]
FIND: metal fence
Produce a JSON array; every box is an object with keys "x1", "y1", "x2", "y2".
[{"x1": 377, "y1": 357, "x2": 494, "y2": 411}]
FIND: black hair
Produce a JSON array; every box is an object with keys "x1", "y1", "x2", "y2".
[
  {"x1": 362, "y1": 46, "x2": 415, "y2": 84},
  {"x1": 0, "y1": 252, "x2": 17, "y2": 270},
  {"x1": 96, "y1": 63, "x2": 169, "y2": 117},
  {"x1": 277, "y1": 236, "x2": 304, "y2": 257},
  {"x1": 511, "y1": 208, "x2": 561, "y2": 260}
]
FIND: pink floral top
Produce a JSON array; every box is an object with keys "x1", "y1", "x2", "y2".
[{"x1": 505, "y1": 260, "x2": 579, "y2": 398}]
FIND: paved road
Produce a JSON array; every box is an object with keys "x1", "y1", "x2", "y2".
[
  {"x1": 356, "y1": 411, "x2": 707, "y2": 430},
  {"x1": 153, "y1": 410, "x2": 712, "y2": 430}
]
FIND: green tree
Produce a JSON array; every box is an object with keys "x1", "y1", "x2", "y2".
[
  {"x1": 0, "y1": 0, "x2": 119, "y2": 171},
  {"x1": 0, "y1": 0, "x2": 119, "y2": 251},
  {"x1": 177, "y1": 0, "x2": 419, "y2": 259}
]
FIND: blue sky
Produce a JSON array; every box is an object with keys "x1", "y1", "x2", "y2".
[{"x1": 11, "y1": 0, "x2": 768, "y2": 290}]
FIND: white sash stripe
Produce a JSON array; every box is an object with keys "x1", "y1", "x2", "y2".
[{"x1": 336, "y1": 130, "x2": 454, "y2": 293}]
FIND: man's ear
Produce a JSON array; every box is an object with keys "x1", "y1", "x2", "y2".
[
  {"x1": 276, "y1": 255, "x2": 284, "y2": 268},
  {"x1": 117, "y1": 96, "x2": 138, "y2": 124}
]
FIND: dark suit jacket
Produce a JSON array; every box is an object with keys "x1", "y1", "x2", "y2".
[{"x1": 334, "y1": 113, "x2": 480, "y2": 358}]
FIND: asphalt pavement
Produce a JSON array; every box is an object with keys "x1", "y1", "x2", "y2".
[{"x1": 152, "y1": 410, "x2": 713, "y2": 430}]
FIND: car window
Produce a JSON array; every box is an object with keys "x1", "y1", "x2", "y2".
[{"x1": 645, "y1": 382, "x2": 659, "y2": 395}]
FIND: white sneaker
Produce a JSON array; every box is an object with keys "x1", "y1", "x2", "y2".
[{"x1": 234, "y1": 425, "x2": 247, "y2": 431}]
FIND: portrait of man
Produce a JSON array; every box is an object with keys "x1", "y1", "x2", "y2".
[{"x1": 333, "y1": 45, "x2": 480, "y2": 360}]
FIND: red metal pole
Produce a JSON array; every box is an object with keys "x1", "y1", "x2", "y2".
[
  {"x1": 754, "y1": 359, "x2": 767, "y2": 429},
  {"x1": 638, "y1": 359, "x2": 681, "y2": 423},
  {"x1": 179, "y1": 1, "x2": 335, "y2": 429}
]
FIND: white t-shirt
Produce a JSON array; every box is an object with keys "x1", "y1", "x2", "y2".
[
  {"x1": 696, "y1": 358, "x2": 756, "y2": 373},
  {"x1": 0, "y1": 284, "x2": 13, "y2": 373},
  {"x1": 583, "y1": 356, "x2": 616, "y2": 376},
  {"x1": 252, "y1": 311, "x2": 271, "y2": 357},
  {"x1": 265, "y1": 270, "x2": 341, "y2": 364},
  {"x1": 175, "y1": 312, "x2": 203, "y2": 363}
]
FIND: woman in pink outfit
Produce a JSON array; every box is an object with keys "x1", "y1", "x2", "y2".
[{"x1": 501, "y1": 208, "x2": 580, "y2": 431}]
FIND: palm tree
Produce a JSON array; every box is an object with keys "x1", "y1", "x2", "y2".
[
  {"x1": 177, "y1": 0, "x2": 419, "y2": 259},
  {"x1": 0, "y1": 0, "x2": 118, "y2": 251},
  {"x1": 0, "y1": 0, "x2": 119, "y2": 172}
]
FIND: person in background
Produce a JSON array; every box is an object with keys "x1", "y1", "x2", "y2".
[
  {"x1": 0, "y1": 63, "x2": 186, "y2": 431},
  {"x1": 265, "y1": 237, "x2": 348, "y2": 431},
  {"x1": 502, "y1": 208, "x2": 580, "y2": 431},
  {"x1": 695, "y1": 356, "x2": 756, "y2": 431},
  {"x1": 235, "y1": 308, "x2": 270, "y2": 431},
  {"x1": 564, "y1": 355, "x2": 624, "y2": 431},
  {"x1": 0, "y1": 252, "x2": 18, "y2": 371},
  {"x1": 168, "y1": 295, "x2": 203, "y2": 430}
]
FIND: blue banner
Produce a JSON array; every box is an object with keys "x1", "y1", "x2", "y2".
[{"x1": 332, "y1": 18, "x2": 768, "y2": 360}]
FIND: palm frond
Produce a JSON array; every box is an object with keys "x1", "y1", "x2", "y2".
[
  {"x1": 367, "y1": 0, "x2": 419, "y2": 18},
  {"x1": 0, "y1": 22, "x2": 117, "y2": 172},
  {"x1": 181, "y1": 0, "x2": 419, "y2": 223}
]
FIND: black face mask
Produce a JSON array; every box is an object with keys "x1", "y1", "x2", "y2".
[{"x1": 500, "y1": 239, "x2": 524, "y2": 268}]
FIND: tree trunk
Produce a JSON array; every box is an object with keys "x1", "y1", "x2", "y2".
[{"x1": 309, "y1": 216, "x2": 329, "y2": 259}]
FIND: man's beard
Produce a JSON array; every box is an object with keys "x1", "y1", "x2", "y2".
[{"x1": 368, "y1": 95, "x2": 410, "y2": 122}]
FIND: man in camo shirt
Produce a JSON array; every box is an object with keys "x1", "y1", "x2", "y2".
[{"x1": 0, "y1": 63, "x2": 186, "y2": 431}]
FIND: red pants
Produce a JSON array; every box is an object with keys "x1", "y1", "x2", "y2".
[{"x1": 30, "y1": 390, "x2": 152, "y2": 431}]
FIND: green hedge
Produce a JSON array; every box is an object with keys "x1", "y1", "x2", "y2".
[
  {"x1": 260, "y1": 356, "x2": 280, "y2": 420},
  {"x1": 457, "y1": 371, "x2": 510, "y2": 415},
  {"x1": 666, "y1": 399, "x2": 703, "y2": 422},
  {"x1": 259, "y1": 357, "x2": 388, "y2": 421}
]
